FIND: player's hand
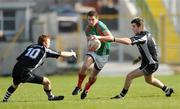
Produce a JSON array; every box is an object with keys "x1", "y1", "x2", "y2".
[
  {"x1": 66, "y1": 50, "x2": 77, "y2": 64},
  {"x1": 71, "y1": 49, "x2": 77, "y2": 59},
  {"x1": 132, "y1": 56, "x2": 141, "y2": 65},
  {"x1": 88, "y1": 46, "x2": 96, "y2": 52},
  {"x1": 89, "y1": 35, "x2": 97, "y2": 40}
]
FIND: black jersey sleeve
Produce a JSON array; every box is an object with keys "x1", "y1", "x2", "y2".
[
  {"x1": 46, "y1": 48, "x2": 60, "y2": 58},
  {"x1": 130, "y1": 35, "x2": 146, "y2": 45}
]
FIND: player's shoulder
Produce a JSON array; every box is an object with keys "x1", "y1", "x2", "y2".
[
  {"x1": 34, "y1": 44, "x2": 44, "y2": 47},
  {"x1": 140, "y1": 31, "x2": 151, "y2": 36},
  {"x1": 145, "y1": 31, "x2": 151, "y2": 37},
  {"x1": 134, "y1": 31, "x2": 150, "y2": 38},
  {"x1": 28, "y1": 44, "x2": 45, "y2": 49},
  {"x1": 97, "y1": 21, "x2": 107, "y2": 27},
  {"x1": 96, "y1": 21, "x2": 108, "y2": 31}
]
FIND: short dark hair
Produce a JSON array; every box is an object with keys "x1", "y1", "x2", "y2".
[
  {"x1": 131, "y1": 17, "x2": 144, "y2": 27},
  {"x1": 87, "y1": 10, "x2": 98, "y2": 18},
  {"x1": 38, "y1": 34, "x2": 50, "y2": 45}
]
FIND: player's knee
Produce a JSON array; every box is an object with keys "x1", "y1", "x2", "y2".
[
  {"x1": 43, "y1": 77, "x2": 51, "y2": 85},
  {"x1": 145, "y1": 78, "x2": 153, "y2": 84},
  {"x1": 126, "y1": 73, "x2": 133, "y2": 80},
  {"x1": 82, "y1": 64, "x2": 89, "y2": 71}
]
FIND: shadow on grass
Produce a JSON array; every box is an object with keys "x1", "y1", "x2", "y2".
[
  {"x1": 82, "y1": 96, "x2": 114, "y2": 101},
  {"x1": 79, "y1": 95, "x2": 171, "y2": 101},
  {"x1": 0, "y1": 99, "x2": 64, "y2": 103},
  {"x1": 137, "y1": 95, "x2": 163, "y2": 98}
]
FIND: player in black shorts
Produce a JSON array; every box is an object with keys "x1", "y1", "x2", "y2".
[
  {"x1": 111, "y1": 17, "x2": 174, "y2": 99},
  {"x1": 2, "y1": 35, "x2": 76, "y2": 102}
]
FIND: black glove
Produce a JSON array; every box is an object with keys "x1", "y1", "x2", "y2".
[{"x1": 132, "y1": 56, "x2": 141, "y2": 65}]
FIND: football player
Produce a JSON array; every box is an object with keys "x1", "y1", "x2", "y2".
[
  {"x1": 3, "y1": 34, "x2": 76, "y2": 102},
  {"x1": 72, "y1": 10, "x2": 113, "y2": 99},
  {"x1": 111, "y1": 17, "x2": 174, "y2": 99}
]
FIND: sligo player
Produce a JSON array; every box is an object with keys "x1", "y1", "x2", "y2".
[
  {"x1": 111, "y1": 17, "x2": 174, "y2": 99},
  {"x1": 3, "y1": 35, "x2": 76, "y2": 102}
]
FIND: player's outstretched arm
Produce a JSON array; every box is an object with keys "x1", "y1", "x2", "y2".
[
  {"x1": 60, "y1": 51, "x2": 76, "y2": 59},
  {"x1": 88, "y1": 31, "x2": 114, "y2": 42},
  {"x1": 114, "y1": 37, "x2": 132, "y2": 45},
  {"x1": 97, "y1": 35, "x2": 114, "y2": 42}
]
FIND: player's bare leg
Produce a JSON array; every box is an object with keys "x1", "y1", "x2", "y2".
[
  {"x1": 144, "y1": 74, "x2": 174, "y2": 97},
  {"x1": 111, "y1": 69, "x2": 144, "y2": 99},
  {"x1": 123, "y1": 69, "x2": 144, "y2": 89},
  {"x1": 81, "y1": 67, "x2": 100, "y2": 99},
  {"x1": 43, "y1": 77, "x2": 64, "y2": 101},
  {"x1": 144, "y1": 74, "x2": 164, "y2": 88},
  {"x1": 72, "y1": 56, "x2": 94, "y2": 95},
  {"x1": 3, "y1": 84, "x2": 18, "y2": 102}
]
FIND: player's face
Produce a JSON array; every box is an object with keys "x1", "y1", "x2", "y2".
[
  {"x1": 131, "y1": 23, "x2": 144, "y2": 35},
  {"x1": 88, "y1": 16, "x2": 98, "y2": 26},
  {"x1": 44, "y1": 38, "x2": 50, "y2": 48},
  {"x1": 131, "y1": 23, "x2": 139, "y2": 35}
]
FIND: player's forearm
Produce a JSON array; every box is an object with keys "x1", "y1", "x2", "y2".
[
  {"x1": 60, "y1": 52, "x2": 75, "y2": 58},
  {"x1": 114, "y1": 37, "x2": 132, "y2": 45},
  {"x1": 98, "y1": 35, "x2": 114, "y2": 42}
]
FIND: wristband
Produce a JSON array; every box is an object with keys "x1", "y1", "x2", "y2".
[{"x1": 113, "y1": 37, "x2": 116, "y2": 42}]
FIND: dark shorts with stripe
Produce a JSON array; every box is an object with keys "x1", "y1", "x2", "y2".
[
  {"x1": 12, "y1": 62, "x2": 43, "y2": 85},
  {"x1": 139, "y1": 63, "x2": 159, "y2": 75}
]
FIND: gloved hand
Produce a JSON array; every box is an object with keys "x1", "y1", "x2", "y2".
[{"x1": 132, "y1": 56, "x2": 141, "y2": 65}]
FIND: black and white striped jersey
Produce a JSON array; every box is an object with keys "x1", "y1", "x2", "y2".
[
  {"x1": 16, "y1": 44, "x2": 60, "y2": 71},
  {"x1": 130, "y1": 31, "x2": 158, "y2": 65}
]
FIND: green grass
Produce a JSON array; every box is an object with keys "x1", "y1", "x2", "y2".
[{"x1": 0, "y1": 74, "x2": 180, "y2": 109}]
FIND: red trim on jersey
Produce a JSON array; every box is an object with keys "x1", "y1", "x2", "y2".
[
  {"x1": 85, "y1": 25, "x2": 91, "y2": 36},
  {"x1": 95, "y1": 22, "x2": 111, "y2": 42},
  {"x1": 95, "y1": 22, "x2": 104, "y2": 36}
]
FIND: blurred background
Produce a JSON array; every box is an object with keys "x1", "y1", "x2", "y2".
[{"x1": 0, "y1": 0, "x2": 179, "y2": 76}]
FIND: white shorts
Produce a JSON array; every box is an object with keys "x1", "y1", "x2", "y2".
[{"x1": 86, "y1": 52, "x2": 109, "y2": 70}]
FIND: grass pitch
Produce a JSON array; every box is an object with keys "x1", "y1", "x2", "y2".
[{"x1": 0, "y1": 74, "x2": 180, "y2": 109}]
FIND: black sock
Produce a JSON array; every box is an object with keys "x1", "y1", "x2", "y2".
[
  {"x1": 120, "y1": 88, "x2": 128, "y2": 97},
  {"x1": 162, "y1": 85, "x2": 168, "y2": 92},
  {"x1": 8, "y1": 85, "x2": 16, "y2": 93},
  {"x1": 44, "y1": 89, "x2": 54, "y2": 98},
  {"x1": 3, "y1": 85, "x2": 16, "y2": 101}
]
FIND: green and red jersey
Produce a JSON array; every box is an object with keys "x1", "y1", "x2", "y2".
[{"x1": 85, "y1": 21, "x2": 112, "y2": 56}]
